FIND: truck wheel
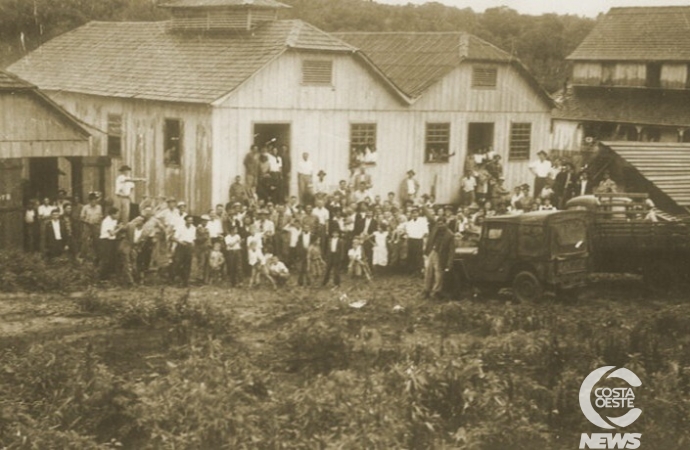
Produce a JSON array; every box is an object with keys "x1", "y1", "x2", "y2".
[{"x1": 512, "y1": 271, "x2": 543, "y2": 303}]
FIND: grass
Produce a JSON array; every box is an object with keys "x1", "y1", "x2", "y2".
[{"x1": 1, "y1": 274, "x2": 689, "y2": 449}]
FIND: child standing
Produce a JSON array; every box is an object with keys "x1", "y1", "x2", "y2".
[
  {"x1": 371, "y1": 224, "x2": 389, "y2": 273},
  {"x1": 224, "y1": 226, "x2": 242, "y2": 287},
  {"x1": 307, "y1": 237, "x2": 325, "y2": 284},
  {"x1": 208, "y1": 241, "x2": 226, "y2": 284},
  {"x1": 348, "y1": 237, "x2": 372, "y2": 281}
]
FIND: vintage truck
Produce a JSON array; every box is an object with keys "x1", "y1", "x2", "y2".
[
  {"x1": 566, "y1": 193, "x2": 690, "y2": 288},
  {"x1": 452, "y1": 210, "x2": 591, "y2": 302}
]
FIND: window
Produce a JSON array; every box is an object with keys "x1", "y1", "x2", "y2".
[
  {"x1": 164, "y1": 119, "x2": 182, "y2": 166},
  {"x1": 646, "y1": 63, "x2": 661, "y2": 88},
  {"x1": 472, "y1": 66, "x2": 497, "y2": 88},
  {"x1": 107, "y1": 114, "x2": 122, "y2": 158},
  {"x1": 350, "y1": 123, "x2": 377, "y2": 168},
  {"x1": 425, "y1": 123, "x2": 451, "y2": 163},
  {"x1": 509, "y1": 123, "x2": 531, "y2": 161},
  {"x1": 601, "y1": 63, "x2": 615, "y2": 86},
  {"x1": 302, "y1": 59, "x2": 333, "y2": 85}
]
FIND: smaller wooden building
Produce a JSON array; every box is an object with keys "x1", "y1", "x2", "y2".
[{"x1": 0, "y1": 70, "x2": 97, "y2": 249}]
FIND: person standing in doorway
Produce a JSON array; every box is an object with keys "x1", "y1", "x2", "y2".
[
  {"x1": 297, "y1": 152, "x2": 314, "y2": 205},
  {"x1": 115, "y1": 165, "x2": 146, "y2": 224}
]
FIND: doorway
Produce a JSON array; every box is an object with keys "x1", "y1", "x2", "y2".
[
  {"x1": 28, "y1": 157, "x2": 60, "y2": 201},
  {"x1": 467, "y1": 123, "x2": 495, "y2": 154},
  {"x1": 253, "y1": 123, "x2": 291, "y2": 198}
]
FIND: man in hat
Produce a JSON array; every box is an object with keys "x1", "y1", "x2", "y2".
[
  {"x1": 195, "y1": 215, "x2": 212, "y2": 283},
  {"x1": 528, "y1": 151, "x2": 552, "y2": 198},
  {"x1": 554, "y1": 162, "x2": 576, "y2": 209},
  {"x1": 400, "y1": 170, "x2": 420, "y2": 205},
  {"x1": 314, "y1": 170, "x2": 328, "y2": 198},
  {"x1": 424, "y1": 216, "x2": 456, "y2": 299},
  {"x1": 115, "y1": 164, "x2": 146, "y2": 224},
  {"x1": 45, "y1": 208, "x2": 69, "y2": 259},
  {"x1": 404, "y1": 206, "x2": 428, "y2": 275},
  {"x1": 79, "y1": 192, "x2": 103, "y2": 261},
  {"x1": 595, "y1": 171, "x2": 618, "y2": 195}
]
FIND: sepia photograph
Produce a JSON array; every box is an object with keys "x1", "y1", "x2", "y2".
[{"x1": 0, "y1": 0, "x2": 689, "y2": 448}]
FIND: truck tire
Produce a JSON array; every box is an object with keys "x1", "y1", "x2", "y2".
[{"x1": 512, "y1": 271, "x2": 543, "y2": 303}]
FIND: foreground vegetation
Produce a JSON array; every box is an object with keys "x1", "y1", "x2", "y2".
[{"x1": 1, "y1": 263, "x2": 689, "y2": 449}]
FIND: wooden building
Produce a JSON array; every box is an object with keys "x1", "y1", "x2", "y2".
[
  {"x1": 0, "y1": 70, "x2": 96, "y2": 249},
  {"x1": 553, "y1": 6, "x2": 690, "y2": 151},
  {"x1": 8, "y1": 0, "x2": 553, "y2": 209}
]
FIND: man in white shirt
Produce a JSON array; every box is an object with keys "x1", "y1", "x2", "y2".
[
  {"x1": 404, "y1": 207, "x2": 429, "y2": 274},
  {"x1": 400, "y1": 170, "x2": 420, "y2": 206},
  {"x1": 172, "y1": 215, "x2": 196, "y2": 286},
  {"x1": 99, "y1": 207, "x2": 121, "y2": 280},
  {"x1": 528, "y1": 151, "x2": 552, "y2": 198},
  {"x1": 115, "y1": 165, "x2": 146, "y2": 224},
  {"x1": 297, "y1": 152, "x2": 314, "y2": 205}
]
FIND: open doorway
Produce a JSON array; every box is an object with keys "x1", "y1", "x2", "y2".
[
  {"x1": 467, "y1": 123, "x2": 495, "y2": 155},
  {"x1": 28, "y1": 157, "x2": 60, "y2": 201},
  {"x1": 253, "y1": 123, "x2": 291, "y2": 199}
]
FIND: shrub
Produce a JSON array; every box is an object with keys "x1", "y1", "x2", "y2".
[{"x1": 0, "y1": 250, "x2": 95, "y2": 293}]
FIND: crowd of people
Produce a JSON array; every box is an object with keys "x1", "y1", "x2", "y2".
[{"x1": 22, "y1": 145, "x2": 626, "y2": 297}]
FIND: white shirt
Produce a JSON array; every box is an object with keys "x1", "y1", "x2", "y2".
[
  {"x1": 51, "y1": 220, "x2": 62, "y2": 240},
  {"x1": 462, "y1": 176, "x2": 477, "y2": 192},
  {"x1": 297, "y1": 159, "x2": 313, "y2": 176},
  {"x1": 314, "y1": 179, "x2": 328, "y2": 195},
  {"x1": 100, "y1": 216, "x2": 119, "y2": 240},
  {"x1": 529, "y1": 159, "x2": 552, "y2": 178},
  {"x1": 348, "y1": 246, "x2": 363, "y2": 260},
  {"x1": 207, "y1": 219, "x2": 223, "y2": 239},
  {"x1": 267, "y1": 153, "x2": 282, "y2": 172},
  {"x1": 247, "y1": 233, "x2": 263, "y2": 250},
  {"x1": 329, "y1": 237, "x2": 340, "y2": 253},
  {"x1": 175, "y1": 224, "x2": 196, "y2": 244},
  {"x1": 580, "y1": 180, "x2": 588, "y2": 196},
  {"x1": 25, "y1": 210, "x2": 36, "y2": 223},
  {"x1": 258, "y1": 219, "x2": 275, "y2": 236},
  {"x1": 312, "y1": 207, "x2": 330, "y2": 225},
  {"x1": 248, "y1": 248, "x2": 265, "y2": 266},
  {"x1": 224, "y1": 234, "x2": 241, "y2": 251},
  {"x1": 407, "y1": 178, "x2": 417, "y2": 196},
  {"x1": 299, "y1": 232, "x2": 311, "y2": 249},
  {"x1": 115, "y1": 174, "x2": 135, "y2": 197},
  {"x1": 405, "y1": 217, "x2": 429, "y2": 239},
  {"x1": 133, "y1": 227, "x2": 143, "y2": 244},
  {"x1": 283, "y1": 225, "x2": 302, "y2": 248},
  {"x1": 38, "y1": 204, "x2": 53, "y2": 220}
]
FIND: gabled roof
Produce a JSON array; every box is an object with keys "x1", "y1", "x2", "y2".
[
  {"x1": 8, "y1": 20, "x2": 356, "y2": 104},
  {"x1": 553, "y1": 86, "x2": 690, "y2": 127},
  {"x1": 160, "y1": 0, "x2": 290, "y2": 8},
  {"x1": 600, "y1": 141, "x2": 690, "y2": 210},
  {"x1": 568, "y1": 6, "x2": 690, "y2": 61},
  {"x1": 335, "y1": 32, "x2": 554, "y2": 106}
]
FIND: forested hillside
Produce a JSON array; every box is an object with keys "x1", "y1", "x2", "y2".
[{"x1": 0, "y1": 0, "x2": 595, "y2": 92}]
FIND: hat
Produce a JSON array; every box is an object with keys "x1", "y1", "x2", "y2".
[
  {"x1": 177, "y1": 201, "x2": 186, "y2": 207},
  {"x1": 318, "y1": 170, "x2": 326, "y2": 176},
  {"x1": 200, "y1": 214, "x2": 211, "y2": 221},
  {"x1": 119, "y1": 165, "x2": 132, "y2": 172},
  {"x1": 537, "y1": 150, "x2": 548, "y2": 157},
  {"x1": 468, "y1": 202, "x2": 480, "y2": 211},
  {"x1": 87, "y1": 192, "x2": 98, "y2": 201},
  {"x1": 407, "y1": 170, "x2": 415, "y2": 176},
  {"x1": 167, "y1": 197, "x2": 177, "y2": 203}
]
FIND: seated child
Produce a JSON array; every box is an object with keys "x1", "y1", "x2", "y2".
[
  {"x1": 348, "y1": 237, "x2": 372, "y2": 281},
  {"x1": 267, "y1": 255, "x2": 290, "y2": 286},
  {"x1": 248, "y1": 241, "x2": 276, "y2": 289}
]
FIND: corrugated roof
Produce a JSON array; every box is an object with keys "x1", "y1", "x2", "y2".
[
  {"x1": 0, "y1": 70, "x2": 34, "y2": 90},
  {"x1": 160, "y1": 0, "x2": 290, "y2": 8},
  {"x1": 568, "y1": 6, "x2": 690, "y2": 61},
  {"x1": 553, "y1": 86, "x2": 690, "y2": 127},
  {"x1": 601, "y1": 141, "x2": 690, "y2": 208},
  {"x1": 334, "y1": 32, "x2": 512, "y2": 98},
  {"x1": 8, "y1": 20, "x2": 354, "y2": 104}
]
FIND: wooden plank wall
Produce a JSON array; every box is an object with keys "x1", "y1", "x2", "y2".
[
  {"x1": 45, "y1": 91, "x2": 214, "y2": 212},
  {"x1": 214, "y1": 52, "x2": 552, "y2": 205},
  {"x1": 0, "y1": 92, "x2": 90, "y2": 158}
]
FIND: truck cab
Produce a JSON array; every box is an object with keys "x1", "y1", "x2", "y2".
[{"x1": 453, "y1": 210, "x2": 590, "y2": 301}]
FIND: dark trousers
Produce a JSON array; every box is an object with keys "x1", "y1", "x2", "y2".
[
  {"x1": 323, "y1": 254, "x2": 341, "y2": 286},
  {"x1": 46, "y1": 240, "x2": 65, "y2": 259},
  {"x1": 173, "y1": 244, "x2": 193, "y2": 286},
  {"x1": 225, "y1": 250, "x2": 242, "y2": 286},
  {"x1": 297, "y1": 255, "x2": 309, "y2": 286},
  {"x1": 99, "y1": 239, "x2": 119, "y2": 279},
  {"x1": 534, "y1": 177, "x2": 547, "y2": 198},
  {"x1": 407, "y1": 238, "x2": 424, "y2": 274}
]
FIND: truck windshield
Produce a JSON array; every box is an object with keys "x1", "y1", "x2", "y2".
[{"x1": 552, "y1": 220, "x2": 587, "y2": 255}]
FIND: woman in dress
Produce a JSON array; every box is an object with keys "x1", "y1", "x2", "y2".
[{"x1": 371, "y1": 223, "x2": 389, "y2": 273}]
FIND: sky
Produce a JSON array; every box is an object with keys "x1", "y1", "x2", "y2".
[{"x1": 375, "y1": 0, "x2": 690, "y2": 17}]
